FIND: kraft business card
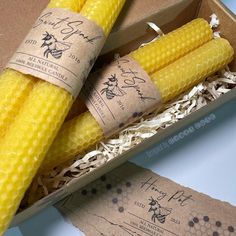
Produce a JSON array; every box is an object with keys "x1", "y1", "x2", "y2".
[{"x1": 56, "y1": 162, "x2": 236, "y2": 236}]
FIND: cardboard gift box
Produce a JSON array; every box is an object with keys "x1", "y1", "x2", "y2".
[{"x1": 0, "y1": 0, "x2": 235, "y2": 226}]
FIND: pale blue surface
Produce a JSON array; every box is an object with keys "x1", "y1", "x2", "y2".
[
  {"x1": 19, "y1": 207, "x2": 84, "y2": 236},
  {"x1": 9, "y1": 79, "x2": 236, "y2": 236},
  {"x1": 6, "y1": 0, "x2": 236, "y2": 235},
  {"x1": 4, "y1": 228, "x2": 23, "y2": 236},
  {"x1": 223, "y1": 0, "x2": 236, "y2": 13},
  {"x1": 132, "y1": 96, "x2": 236, "y2": 205}
]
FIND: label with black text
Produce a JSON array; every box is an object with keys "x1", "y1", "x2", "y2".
[
  {"x1": 7, "y1": 8, "x2": 105, "y2": 97},
  {"x1": 81, "y1": 56, "x2": 161, "y2": 137},
  {"x1": 56, "y1": 162, "x2": 236, "y2": 236}
]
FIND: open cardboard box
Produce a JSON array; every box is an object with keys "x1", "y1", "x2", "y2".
[{"x1": 0, "y1": 0, "x2": 235, "y2": 227}]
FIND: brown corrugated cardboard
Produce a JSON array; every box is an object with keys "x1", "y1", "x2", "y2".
[{"x1": 1, "y1": 0, "x2": 235, "y2": 227}]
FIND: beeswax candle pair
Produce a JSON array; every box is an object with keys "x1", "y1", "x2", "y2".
[
  {"x1": 40, "y1": 18, "x2": 233, "y2": 172},
  {"x1": 0, "y1": 0, "x2": 86, "y2": 140},
  {"x1": 0, "y1": 0, "x2": 126, "y2": 234}
]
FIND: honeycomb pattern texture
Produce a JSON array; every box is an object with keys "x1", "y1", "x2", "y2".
[
  {"x1": 151, "y1": 38, "x2": 234, "y2": 102},
  {"x1": 41, "y1": 38, "x2": 234, "y2": 171},
  {"x1": 42, "y1": 111, "x2": 103, "y2": 170},
  {"x1": 186, "y1": 211, "x2": 236, "y2": 236},
  {"x1": 80, "y1": 0, "x2": 126, "y2": 37},
  {"x1": 68, "y1": 174, "x2": 134, "y2": 213},
  {"x1": 67, "y1": 18, "x2": 213, "y2": 119},
  {"x1": 0, "y1": 0, "x2": 86, "y2": 141},
  {"x1": 48, "y1": 0, "x2": 86, "y2": 12},
  {"x1": 0, "y1": 81, "x2": 72, "y2": 234},
  {"x1": 130, "y1": 18, "x2": 213, "y2": 75},
  {"x1": 0, "y1": 69, "x2": 35, "y2": 139},
  {"x1": 0, "y1": 0, "x2": 125, "y2": 233}
]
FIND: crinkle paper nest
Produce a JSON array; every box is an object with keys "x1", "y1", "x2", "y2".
[
  {"x1": 21, "y1": 68, "x2": 236, "y2": 208},
  {"x1": 21, "y1": 14, "x2": 236, "y2": 208}
]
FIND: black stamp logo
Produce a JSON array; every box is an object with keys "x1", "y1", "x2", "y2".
[
  {"x1": 41, "y1": 31, "x2": 71, "y2": 59},
  {"x1": 101, "y1": 74, "x2": 126, "y2": 99},
  {"x1": 148, "y1": 197, "x2": 172, "y2": 224}
]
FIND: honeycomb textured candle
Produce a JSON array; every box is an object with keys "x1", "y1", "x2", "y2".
[
  {"x1": 130, "y1": 18, "x2": 213, "y2": 74},
  {"x1": 41, "y1": 38, "x2": 234, "y2": 171},
  {"x1": 67, "y1": 18, "x2": 213, "y2": 119},
  {"x1": 47, "y1": 0, "x2": 86, "y2": 11},
  {"x1": 0, "y1": 0, "x2": 125, "y2": 233},
  {"x1": 0, "y1": 0, "x2": 86, "y2": 140},
  {"x1": 0, "y1": 70, "x2": 35, "y2": 139},
  {"x1": 41, "y1": 19, "x2": 213, "y2": 169},
  {"x1": 80, "y1": 0, "x2": 125, "y2": 37},
  {"x1": 151, "y1": 38, "x2": 234, "y2": 102}
]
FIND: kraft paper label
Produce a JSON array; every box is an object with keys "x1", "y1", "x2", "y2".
[
  {"x1": 56, "y1": 162, "x2": 236, "y2": 236},
  {"x1": 7, "y1": 8, "x2": 105, "y2": 98},
  {"x1": 81, "y1": 56, "x2": 161, "y2": 137}
]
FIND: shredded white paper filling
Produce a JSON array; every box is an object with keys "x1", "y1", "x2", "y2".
[
  {"x1": 23, "y1": 67, "x2": 236, "y2": 206},
  {"x1": 21, "y1": 15, "x2": 236, "y2": 208},
  {"x1": 210, "y1": 14, "x2": 220, "y2": 28},
  {"x1": 140, "y1": 22, "x2": 165, "y2": 47}
]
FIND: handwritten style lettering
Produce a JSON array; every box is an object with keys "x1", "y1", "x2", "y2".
[
  {"x1": 33, "y1": 12, "x2": 102, "y2": 43},
  {"x1": 117, "y1": 59, "x2": 157, "y2": 102},
  {"x1": 140, "y1": 177, "x2": 194, "y2": 207},
  {"x1": 140, "y1": 177, "x2": 167, "y2": 200},
  {"x1": 168, "y1": 190, "x2": 194, "y2": 206}
]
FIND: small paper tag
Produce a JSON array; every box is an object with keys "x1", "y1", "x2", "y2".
[
  {"x1": 7, "y1": 8, "x2": 105, "y2": 98},
  {"x1": 81, "y1": 56, "x2": 161, "y2": 137},
  {"x1": 56, "y1": 162, "x2": 236, "y2": 236}
]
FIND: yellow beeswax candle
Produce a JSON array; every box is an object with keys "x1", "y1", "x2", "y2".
[
  {"x1": 0, "y1": 70, "x2": 35, "y2": 139},
  {"x1": 130, "y1": 18, "x2": 213, "y2": 74},
  {"x1": 0, "y1": 0, "x2": 86, "y2": 140},
  {"x1": 0, "y1": 17, "x2": 211, "y2": 139},
  {"x1": 40, "y1": 19, "x2": 213, "y2": 169},
  {"x1": 151, "y1": 38, "x2": 234, "y2": 102},
  {"x1": 0, "y1": 0, "x2": 125, "y2": 233},
  {"x1": 41, "y1": 38, "x2": 234, "y2": 171},
  {"x1": 66, "y1": 18, "x2": 213, "y2": 119},
  {"x1": 80, "y1": 0, "x2": 125, "y2": 37},
  {"x1": 47, "y1": 0, "x2": 86, "y2": 11}
]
